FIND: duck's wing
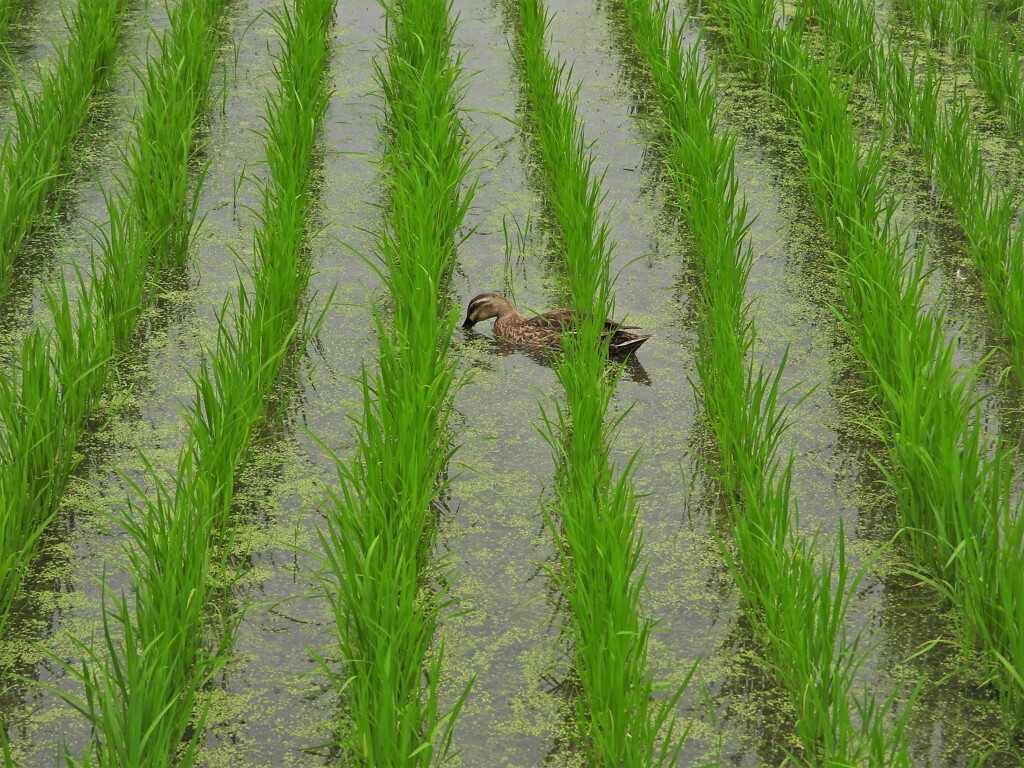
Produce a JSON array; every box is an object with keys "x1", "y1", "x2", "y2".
[
  {"x1": 529, "y1": 310, "x2": 637, "y2": 331},
  {"x1": 524, "y1": 310, "x2": 576, "y2": 330}
]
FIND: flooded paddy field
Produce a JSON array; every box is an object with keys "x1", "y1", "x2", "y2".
[{"x1": 1, "y1": 0, "x2": 1024, "y2": 764}]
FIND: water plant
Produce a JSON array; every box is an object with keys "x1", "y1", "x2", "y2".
[
  {"x1": 710, "y1": 0, "x2": 1024, "y2": 733},
  {"x1": 0, "y1": 0, "x2": 132, "y2": 296},
  {"x1": 614, "y1": 0, "x2": 914, "y2": 762},
  {"x1": 502, "y1": 0, "x2": 685, "y2": 762},
  {"x1": 316, "y1": 0, "x2": 475, "y2": 762}
]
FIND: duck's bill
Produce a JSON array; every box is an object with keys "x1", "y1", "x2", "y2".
[{"x1": 462, "y1": 318, "x2": 475, "y2": 329}]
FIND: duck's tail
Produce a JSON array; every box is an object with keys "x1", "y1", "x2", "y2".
[{"x1": 608, "y1": 332, "x2": 651, "y2": 357}]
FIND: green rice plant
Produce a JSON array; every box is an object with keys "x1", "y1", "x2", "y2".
[
  {"x1": 320, "y1": 327, "x2": 465, "y2": 765},
  {"x1": 0, "y1": 255, "x2": 117, "y2": 633},
  {"x1": 994, "y1": 0, "x2": 1024, "y2": 20},
  {"x1": 49, "y1": 458, "x2": 230, "y2": 768},
  {"x1": 0, "y1": 0, "x2": 133, "y2": 296},
  {"x1": 127, "y1": 0, "x2": 229, "y2": 268},
  {"x1": 791, "y1": 0, "x2": 879, "y2": 84},
  {"x1": 799, "y1": 0, "x2": 1024, "y2": 723},
  {"x1": 925, "y1": 84, "x2": 1024, "y2": 379},
  {"x1": 45, "y1": 0, "x2": 336, "y2": 761},
  {"x1": 804, "y1": 0, "x2": 1024, "y2": 384},
  {"x1": 317, "y1": 0, "x2": 476, "y2": 762},
  {"x1": 0, "y1": 171, "x2": 152, "y2": 642},
  {"x1": 711, "y1": 0, "x2": 1024, "y2": 730},
  {"x1": 0, "y1": 329, "x2": 72, "y2": 634},
  {"x1": 899, "y1": 0, "x2": 969, "y2": 45},
  {"x1": 704, "y1": 0, "x2": 776, "y2": 80},
  {"x1": 90, "y1": 191, "x2": 152, "y2": 353},
  {"x1": 1, "y1": 0, "x2": 239, "y2": 736},
  {"x1": 0, "y1": 0, "x2": 233, "y2": 643},
  {"x1": 615, "y1": 0, "x2": 915, "y2": 762},
  {"x1": 503, "y1": 0, "x2": 686, "y2": 763},
  {"x1": 897, "y1": 0, "x2": 1024, "y2": 136},
  {"x1": 968, "y1": 12, "x2": 1024, "y2": 134}
]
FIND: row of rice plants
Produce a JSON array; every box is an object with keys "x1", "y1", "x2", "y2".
[
  {"x1": 0, "y1": 0, "x2": 132, "y2": 296},
  {"x1": 616, "y1": 0, "x2": 913, "y2": 763},
  {"x1": 999, "y1": 0, "x2": 1024, "y2": 19},
  {"x1": 898, "y1": 0, "x2": 1024, "y2": 136},
  {"x1": 316, "y1": 0, "x2": 475, "y2": 762},
  {"x1": 709, "y1": 0, "x2": 1024, "y2": 732},
  {"x1": 800, "y1": 0, "x2": 1024, "y2": 384},
  {"x1": 130, "y1": 0, "x2": 230, "y2": 267},
  {"x1": 798, "y1": 0, "x2": 1024, "y2": 726},
  {"x1": 48, "y1": 0, "x2": 335, "y2": 762},
  {"x1": 0, "y1": 0, "x2": 231, "y2": 639},
  {"x1": 505, "y1": 0, "x2": 683, "y2": 762}
]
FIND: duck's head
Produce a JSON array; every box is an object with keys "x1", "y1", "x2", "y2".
[{"x1": 462, "y1": 293, "x2": 512, "y2": 328}]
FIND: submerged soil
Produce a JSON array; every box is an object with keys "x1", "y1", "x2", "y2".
[{"x1": 1, "y1": 0, "x2": 1022, "y2": 764}]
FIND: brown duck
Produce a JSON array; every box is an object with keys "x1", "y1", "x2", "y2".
[{"x1": 462, "y1": 293, "x2": 651, "y2": 357}]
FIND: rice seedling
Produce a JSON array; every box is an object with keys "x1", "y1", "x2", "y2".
[
  {"x1": 0, "y1": 234, "x2": 131, "y2": 633},
  {"x1": 42, "y1": 0, "x2": 336, "y2": 761},
  {"x1": 899, "y1": 0, "x2": 1024, "y2": 136},
  {"x1": 801, "y1": 2, "x2": 1024, "y2": 725},
  {"x1": 899, "y1": 0, "x2": 968, "y2": 46},
  {"x1": 614, "y1": 0, "x2": 915, "y2": 762},
  {"x1": 314, "y1": 0, "x2": 476, "y2": 763},
  {"x1": 0, "y1": 0, "x2": 133, "y2": 297},
  {"x1": 801, "y1": 0, "x2": 1024, "y2": 386},
  {"x1": 128, "y1": 0, "x2": 230, "y2": 267},
  {"x1": 968, "y1": 12, "x2": 1024, "y2": 134},
  {"x1": 0, "y1": 328, "x2": 79, "y2": 635},
  {"x1": 502, "y1": 0, "x2": 685, "y2": 762},
  {"x1": 922, "y1": 85, "x2": 1024, "y2": 379},
  {"x1": 710, "y1": 0, "x2": 1024, "y2": 731},
  {"x1": 0, "y1": 0, "x2": 235, "y2": 646},
  {"x1": 995, "y1": 0, "x2": 1024, "y2": 20}
]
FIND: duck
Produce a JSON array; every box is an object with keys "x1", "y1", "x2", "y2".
[{"x1": 461, "y1": 293, "x2": 651, "y2": 357}]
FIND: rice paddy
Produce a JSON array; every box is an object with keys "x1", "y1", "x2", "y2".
[{"x1": 2, "y1": 0, "x2": 1024, "y2": 765}]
